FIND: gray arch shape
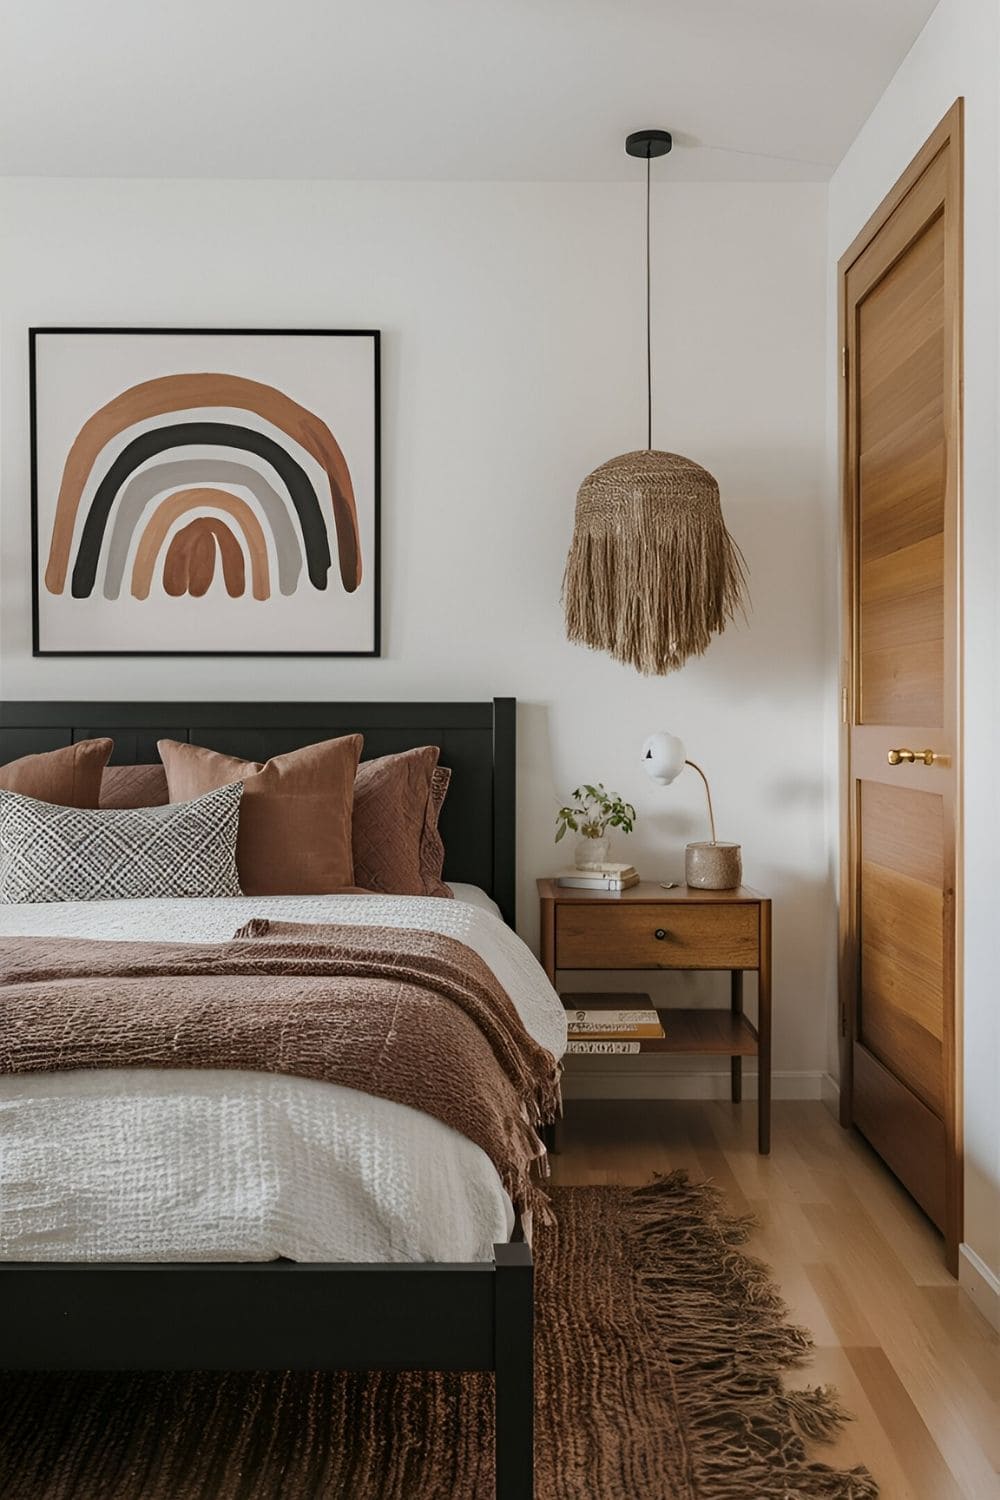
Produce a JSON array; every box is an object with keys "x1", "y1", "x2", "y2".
[{"x1": 102, "y1": 458, "x2": 306, "y2": 600}]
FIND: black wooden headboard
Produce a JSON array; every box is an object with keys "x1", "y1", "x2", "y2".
[{"x1": 0, "y1": 699, "x2": 517, "y2": 926}]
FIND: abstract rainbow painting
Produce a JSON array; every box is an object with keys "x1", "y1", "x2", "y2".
[{"x1": 30, "y1": 328, "x2": 380, "y2": 656}]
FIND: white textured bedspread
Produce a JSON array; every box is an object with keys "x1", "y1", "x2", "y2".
[{"x1": 0, "y1": 888, "x2": 566, "y2": 1264}]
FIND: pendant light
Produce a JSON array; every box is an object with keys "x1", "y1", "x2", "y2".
[{"x1": 563, "y1": 129, "x2": 747, "y2": 676}]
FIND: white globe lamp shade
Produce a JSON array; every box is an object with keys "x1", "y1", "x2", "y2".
[{"x1": 642, "y1": 732, "x2": 686, "y2": 786}]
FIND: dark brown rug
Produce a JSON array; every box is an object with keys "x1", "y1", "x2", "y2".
[{"x1": 0, "y1": 1173, "x2": 877, "y2": 1498}]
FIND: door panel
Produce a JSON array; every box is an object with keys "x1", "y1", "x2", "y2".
[
  {"x1": 839, "y1": 102, "x2": 962, "y2": 1272},
  {"x1": 858, "y1": 212, "x2": 945, "y2": 728},
  {"x1": 859, "y1": 778, "x2": 945, "y2": 1113},
  {"x1": 860, "y1": 535, "x2": 943, "y2": 706},
  {"x1": 858, "y1": 407, "x2": 944, "y2": 560},
  {"x1": 852, "y1": 1046, "x2": 947, "y2": 1229}
]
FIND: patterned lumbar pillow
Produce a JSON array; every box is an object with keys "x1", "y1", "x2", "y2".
[{"x1": 0, "y1": 782, "x2": 244, "y2": 903}]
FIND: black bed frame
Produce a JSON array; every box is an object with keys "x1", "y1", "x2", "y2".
[{"x1": 0, "y1": 698, "x2": 533, "y2": 1499}]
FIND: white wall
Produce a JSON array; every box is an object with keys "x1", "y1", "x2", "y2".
[
  {"x1": 826, "y1": 0, "x2": 1000, "y2": 1312},
  {"x1": 0, "y1": 176, "x2": 830, "y2": 1095}
]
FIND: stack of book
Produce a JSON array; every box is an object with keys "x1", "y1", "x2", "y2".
[
  {"x1": 556, "y1": 861, "x2": 640, "y2": 892},
  {"x1": 563, "y1": 993, "x2": 664, "y2": 1054}
]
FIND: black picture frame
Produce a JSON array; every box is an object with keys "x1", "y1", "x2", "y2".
[{"x1": 29, "y1": 327, "x2": 381, "y2": 658}]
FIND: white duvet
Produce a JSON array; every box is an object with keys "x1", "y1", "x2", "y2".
[{"x1": 0, "y1": 887, "x2": 566, "y2": 1264}]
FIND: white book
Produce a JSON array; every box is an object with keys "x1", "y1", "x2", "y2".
[
  {"x1": 566, "y1": 1039, "x2": 641, "y2": 1055},
  {"x1": 557, "y1": 874, "x2": 640, "y2": 891},
  {"x1": 569, "y1": 861, "x2": 637, "y2": 877}
]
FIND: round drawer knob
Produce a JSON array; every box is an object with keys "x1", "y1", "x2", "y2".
[{"x1": 654, "y1": 928, "x2": 667, "y2": 940}]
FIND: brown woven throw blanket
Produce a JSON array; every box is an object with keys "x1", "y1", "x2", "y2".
[{"x1": 0, "y1": 919, "x2": 559, "y2": 1220}]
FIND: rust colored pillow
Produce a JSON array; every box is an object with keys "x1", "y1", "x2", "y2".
[
  {"x1": 352, "y1": 747, "x2": 453, "y2": 898},
  {"x1": 0, "y1": 739, "x2": 112, "y2": 808},
  {"x1": 158, "y1": 736, "x2": 362, "y2": 896}
]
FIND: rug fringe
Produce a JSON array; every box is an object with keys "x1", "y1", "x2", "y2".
[{"x1": 624, "y1": 1171, "x2": 879, "y2": 1499}]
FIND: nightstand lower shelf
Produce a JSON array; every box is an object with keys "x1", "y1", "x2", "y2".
[
  {"x1": 631, "y1": 1007, "x2": 759, "y2": 1053},
  {"x1": 562, "y1": 995, "x2": 760, "y2": 1055}
]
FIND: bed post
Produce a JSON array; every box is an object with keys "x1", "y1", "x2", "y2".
[
  {"x1": 493, "y1": 1239, "x2": 534, "y2": 1499},
  {"x1": 491, "y1": 696, "x2": 517, "y2": 929}
]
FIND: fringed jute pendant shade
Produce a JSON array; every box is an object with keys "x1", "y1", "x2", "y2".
[
  {"x1": 564, "y1": 448, "x2": 746, "y2": 675},
  {"x1": 563, "y1": 130, "x2": 747, "y2": 676}
]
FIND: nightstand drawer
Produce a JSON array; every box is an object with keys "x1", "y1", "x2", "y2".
[{"x1": 555, "y1": 902, "x2": 759, "y2": 970}]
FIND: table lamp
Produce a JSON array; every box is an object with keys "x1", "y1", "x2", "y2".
[{"x1": 641, "y1": 732, "x2": 742, "y2": 889}]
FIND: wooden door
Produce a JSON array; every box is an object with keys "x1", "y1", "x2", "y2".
[{"x1": 839, "y1": 102, "x2": 963, "y2": 1273}]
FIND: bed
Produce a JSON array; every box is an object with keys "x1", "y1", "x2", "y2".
[{"x1": 0, "y1": 698, "x2": 554, "y2": 1500}]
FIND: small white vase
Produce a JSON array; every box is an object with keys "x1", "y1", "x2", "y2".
[{"x1": 575, "y1": 833, "x2": 610, "y2": 869}]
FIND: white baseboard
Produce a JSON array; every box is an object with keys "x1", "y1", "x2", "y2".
[
  {"x1": 820, "y1": 1071, "x2": 840, "y2": 1116},
  {"x1": 959, "y1": 1243, "x2": 1000, "y2": 1331},
  {"x1": 560, "y1": 1067, "x2": 826, "y2": 1101}
]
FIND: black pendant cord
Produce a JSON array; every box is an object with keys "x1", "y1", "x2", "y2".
[
  {"x1": 625, "y1": 128, "x2": 671, "y2": 451},
  {"x1": 645, "y1": 151, "x2": 652, "y2": 451}
]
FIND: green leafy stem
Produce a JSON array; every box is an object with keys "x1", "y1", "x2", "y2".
[{"x1": 555, "y1": 783, "x2": 637, "y2": 843}]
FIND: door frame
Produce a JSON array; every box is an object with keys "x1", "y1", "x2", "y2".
[{"x1": 837, "y1": 99, "x2": 964, "y2": 1271}]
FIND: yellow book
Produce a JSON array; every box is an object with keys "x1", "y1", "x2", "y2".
[{"x1": 565, "y1": 1006, "x2": 664, "y2": 1039}]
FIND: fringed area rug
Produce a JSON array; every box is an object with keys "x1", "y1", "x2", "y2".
[{"x1": 0, "y1": 1173, "x2": 877, "y2": 1499}]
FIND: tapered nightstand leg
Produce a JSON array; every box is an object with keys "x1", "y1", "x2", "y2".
[
  {"x1": 730, "y1": 970, "x2": 743, "y2": 1103},
  {"x1": 758, "y1": 904, "x2": 772, "y2": 1155}
]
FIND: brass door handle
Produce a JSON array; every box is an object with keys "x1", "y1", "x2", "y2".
[{"x1": 887, "y1": 747, "x2": 936, "y2": 766}]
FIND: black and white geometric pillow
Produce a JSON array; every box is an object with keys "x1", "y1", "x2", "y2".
[{"x1": 0, "y1": 782, "x2": 244, "y2": 903}]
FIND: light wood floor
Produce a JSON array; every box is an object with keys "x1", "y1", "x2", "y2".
[{"x1": 549, "y1": 1099, "x2": 1000, "y2": 1500}]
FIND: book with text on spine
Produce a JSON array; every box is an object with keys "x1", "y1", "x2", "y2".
[
  {"x1": 566, "y1": 1039, "x2": 642, "y2": 1055},
  {"x1": 567, "y1": 1008, "x2": 664, "y2": 1038}
]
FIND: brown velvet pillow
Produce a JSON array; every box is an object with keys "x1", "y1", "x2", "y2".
[
  {"x1": 352, "y1": 747, "x2": 452, "y2": 898},
  {"x1": 158, "y1": 736, "x2": 362, "y2": 896},
  {"x1": 0, "y1": 739, "x2": 112, "y2": 808}
]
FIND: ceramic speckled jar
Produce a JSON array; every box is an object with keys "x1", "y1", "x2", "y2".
[{"x1": 685, "y1": 841, "x2": 742, "y2": 890}]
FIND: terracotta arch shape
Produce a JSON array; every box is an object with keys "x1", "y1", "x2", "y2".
[
  {"x1": 131, "y1": 488, "x2": 270, "y2": 601},
  {"x1": 163, "y1": 518, "x2": 247, "y2": 599}
]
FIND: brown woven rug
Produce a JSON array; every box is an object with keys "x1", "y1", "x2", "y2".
[{"x1": 0, "y1": 1173, "x2": 877, "y2": 1499}]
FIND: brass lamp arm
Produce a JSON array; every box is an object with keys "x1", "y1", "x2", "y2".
[{"x1": 685, "y1": 760, "x2": 717, "y2": 846}]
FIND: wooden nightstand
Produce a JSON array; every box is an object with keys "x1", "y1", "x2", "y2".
[{"x1": 538, "y1": 879, "x2": 773, "y2": 1153}]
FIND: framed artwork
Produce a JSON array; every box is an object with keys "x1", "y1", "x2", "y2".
[{"x1": 30, "y1": 327, "x2": 380, "y2": 656}]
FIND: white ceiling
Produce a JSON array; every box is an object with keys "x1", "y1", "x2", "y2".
[{"x1": 2, "y1": 0, "x2": 939, "y2": 182}]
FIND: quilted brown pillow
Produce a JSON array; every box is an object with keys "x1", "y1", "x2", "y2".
[
  {"x1": 158, "y1": 735, "x2": 362, "y2": 896},
  {"x1": 0, "y1": 739, "x2": 112, "y2": 808},
  {"x1": 100, "y1": 764, "x2": 169, "y2": 809},
  {"x1": 352, "y1": 747, "x2": 452, "y2": 898}
]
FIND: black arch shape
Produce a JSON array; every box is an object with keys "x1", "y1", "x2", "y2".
[{"x1": 70, "y1": 421, "x2": 333, "y2": 598}]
